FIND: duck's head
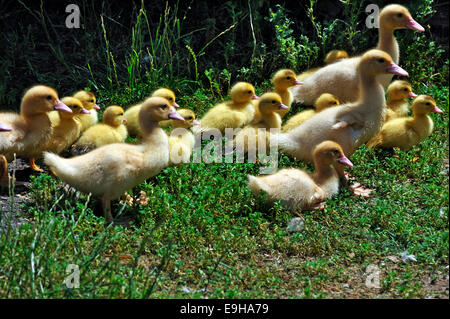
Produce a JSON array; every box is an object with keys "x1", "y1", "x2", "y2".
[
  {"x1": 21, "y1": 85, "x2": 72, "y2": 117},
  {"x1": 412, "y1": 95, "x2": 443, "y2": 115},
  {"x1": 257, "y1": 92, "x2": 288, "y2": 115},
  {"x1": 102, "y1": 105, "x2": 126, "y2": 127},
  {"x1": 60, "y1": 97, "x2": 90, "y2": 118},
  {"x1": 379, "y1": 4, "x2": 424, "y2": 32},
  {"x1": 315, "y1": 93, "x2": 340, "y2": 112},
  {"x1": 324, "y1": 50, "x2": 349, "y2": 65},
  {"x1": 230, "y1": 82, "x2": 258, "y2": 104},
  {"x1": 272, "y1": 69, "x2": 303, "y2": 90},
  {"x1": 152, "y1": 88, "x2": 179, "y2": 108},
  {"x1": 314, "y1": 141, "x2": 353, "y2": 168},
  {"x1": 73, "y1": 90, "x2": 100, "y2": 111},
  {"x1": 139, "y1": 97, "x2": 184, "y2": 130},
  {"x1": 359, "y1": 49, "x2": 409, "y2": 78},
  {"x1": 171, "y1": 108, "x2": 199, "y2": 129},
  {"x1": 387, "y1": 80, "x2": 417, "y2": 101}
]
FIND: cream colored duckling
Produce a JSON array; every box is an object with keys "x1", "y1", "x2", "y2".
[
  {"x1": 73, "y1": 90, "x2": 100, "y2": 132},
  {"x1": 271, "y1": 69, "x2": 302, "y2": 118},
  {"x1": 248, "y1": 141, "x2": 353, "y2": 211},
  {"x1": 71, "y1": 105, "x2": 127, "y2": 155},
  {"x1": 44, "y1": 97, "x2": 185, "y2": 222},
  {"x1": 384, "y1": 80, "x2": 417, "y2": 122},
  {"x1": 297, "y1": 50, "x2": 349, "y2": 81},
  {"x1": 292, "y1": 4, "x2": 424, "y2": 105},
  {"x1": 367, "y1": 95, "x2": 443, "y2": 150},
  {"x1": 44, "y1": 97, "x2": 89, "y2": 155},
  {"x1": 234, "y1": 93, "x2": 287, "y2": 154},
  {"x1": 125, "y1": 88, "x2": 180, "y2": 137},
  {"x1": 282, "y1": 93, "x2": 340, "y2": 132},
  {"x1": 168, "y1": 109, "x2": 200, "y2": 165},
  {"x1": 274, "y1": 50, "x2": 409, "y2": 163},
  {"x1": 198, "y1": 82, "x2": 259, "y2": 134},
  {"x1": 0, "y1": 85, "x2": 72, "y2": 171}
]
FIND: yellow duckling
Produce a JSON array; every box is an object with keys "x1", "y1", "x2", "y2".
[
  {"x1": 367, "y1": 95, "x2": 443, "y2": 151},
  {"x1": 71, "y1": 105, "x2": 128, "y2": 155},
  {"x1": 124, "y1": 88, "x2": 180, "y2": 137},
  {"x1": 168, "y1": 109, "x2": 200, "y2": 165},
  {"x1": 44, "y1": 97, "x2": 185, "y2": 222},
  {"x1": 248, "y1": 141, "x2": 353, "y2": 211},
  {"x1": 72, "y1": 90, "x2": 100, "y2": 132},
  {"x1": 0, "y1": 85, "x2": 72, "y2": 171},
  {"x1": 44, "y1": 97, "x2": 89, "y2": 155},
  {"x1": 384, "y1": 80, "x2": 417, "y2": 122},
  {"x1": 270, "y1": 69, "x2": 302, "y2": 118},
  {"x1": 234, "y1": 93, "x2": 287, "y2": 154},
  {"x1": 297, "y1": 50, "x2": 349, "y2": 81},
  {"x1": 198, "y1": 82, "x2": 259, "y2": 134},
  {"x1": 282, "y1": 93, "x2": 340, "y2": 132}
]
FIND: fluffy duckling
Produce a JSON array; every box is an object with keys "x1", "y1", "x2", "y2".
[
  {"x1": 271, "y1": 69, "x2": 302, "y2": 118},
  {"x1": 274, "y1": 50, "x2": 409, "y2": 163},
  {"x1": 282, "y1": 93, "x2": 340, "y2": 132},
  {"x1": 248, "y1": 141, "x2": 353, "y2": 211},
  {"x1": 44, "y1": 97, "x2": 89, "y2": 155},
  {"x1": 234, "y1": 93, "x2": 287, "y2": 154},
  {"x1": 124, "y1": 88, "x2": 179, "y2": 137},
  {"x1": 0, "y1": 85, "x2": 72, "y2": 171},
  {"x1": 44, "y1": 97, "x2": 184, "y2": 222},
  {"x1": 198, "y1": 82, "x2": 259, "y2": 134},
  {"x1": 71, "y1": 105, "x2": 127, "y2": 155},
  {"x1": 297, "y1": 50, "x2": 349, "y2": 81},
  {"x1": 168, "y1": 109, "x2": 200, "y2": 165},
  {"x1": 367, "y1": 95, "x2": 443, "y2": 150},
  {"x1": 384, "y1": 80, "x2": 417, "y2": 121},
  {"x1": 292, "y1": 4, "x2": 424, "y2": 105},
  {"x1": 73, "y1": 90, "x2": 100, "y2": 132}
]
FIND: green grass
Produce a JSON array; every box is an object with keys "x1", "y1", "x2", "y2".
[{"x1": 0, "y1": 0, "x2": 448, "y2": 299}]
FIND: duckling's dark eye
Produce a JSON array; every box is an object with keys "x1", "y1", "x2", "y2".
[
  {"x1": 378, "y1": 58, "x2": 385, "y2": 63},
  {"x1": 332, "y1": 102, "x2": 337, "y2": 105},
  {"x1": 271, "y1": 100, "x2": 276, "y2": 104},
  {"x1": 161, "y1": 104, "x2": 167, "y2": 110},
  {"x1": 119, "y1": 113, "x2": 124, "y2": 116},
  {"x1": 332, "y1": 150, "x2": 340, "y2": 156},
  {"x1": 90, "y1": 99, "x2": 94, "y2": 103},
  {"x1": 168, "y1": 97, "x2": 173, "y2": 101},
  {"x1": 403, "y1": 88, "x2": 408, "y2": 91},
  {"x1": 286, "y1": 76, "x2": 291, "y2": 80},
  {"x1": 46, "y1": 95, "x2": 52, "y2": 100},
  {"x1": 396, "y1": 13, "x2": 403, "y2": 18},
  {"x1": 74, "y1": 105, "x2": 79, "y2": 109},
  {"x1": 247, "y1": 91, "x2": 252, "y2": 94},
  {"x1": 187, "y1": 116, "x2": 193, "y2": 120},
  {"x1": 425, "y1": 102, "x2": 431, "y2": 106}
]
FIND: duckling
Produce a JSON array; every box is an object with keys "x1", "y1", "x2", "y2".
[
  {"x1": 0, "y1": 85, "x2": 72, "y2": 171},
  {"x1": 367, "y1": 95, "x2": 443, "y2": 150},
  {"x1": 384, "y1": 80, "x2": 417, "y2": 121},
  {"x1": 282, "y1": 93, "x2": 340, "y2": 132},
  {"x1": 297, "y1": 50, "x2": 349, "y2": 81},
  {"x1": 273, "y1": 50, "x2": 409, "y2": 163},
  {"x1": 234, "y1": 93, "x2": 287, "y2": 154},
  {"x1": 198, "y1": 82, "x2": 259, "y2": 134},
  {"x1": 168, "y1": 109, "x2": 200, "y2": 165},
  {"x1": 271, "y1": 69, "x2": 302, "y2": 118},
  {"x1": 292, "y1": 4, "x2": 424, "y2": 105},
  {"x1": 44, "y1": 97, "x2": 89, "y2": 155},
  {"x1": 44, "y1": 97, "x2": 185, "y2": 222},
  {"x1": 71, "y1": 105, "x2": 127, "y2": 155},
  {"x1": 248, "y1": 141, "x2": 353, "y2": 211},
  {"x1": 124, "y1": 88, "x2": 179, "y2": 137},
  {"x1": 72, "y1": 90, "x2": 100, "y2": 132}
]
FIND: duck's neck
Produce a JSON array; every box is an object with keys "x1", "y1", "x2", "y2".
[
  {"x1": 229, "y1": 101, "x2": 251, "y2": 109},
  {"x1": 260, "y1": 113, "x2": 281, "y2": 129},
  {"x1": 142, "y1": 122, "x2": 168, "y2": 146},
  {"x1": 274, "y1": 87, "x2": 292, "y2": 106},
  {"x1": 358, "y1": 73, "x2": 385, "y2": 110},
  {"x1": 312, "y1": 161, "x2": 337, "y2": 186},
  {"x1": 377, "y1": 26, "x2": 399, "y2": 64}
]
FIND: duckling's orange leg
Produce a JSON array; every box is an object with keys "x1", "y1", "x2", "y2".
[
  {"x1": 102, "y1": 198, "x2": 113, "y2": 223},
  {"x1": 0, "y1": 155, "x2": 10, "y2": 187},
  {"x1": 29, "y1": 158, "x2": 43, "y2": 172}
]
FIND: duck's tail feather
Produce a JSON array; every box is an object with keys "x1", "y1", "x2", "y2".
[
  {"x1": 247, "y1": 175, "x2": 270, "y2": 195},
  {"x1": 44, "y1": 152, "x2": 77, "y2": 177},
  {"x1": 366, "y1": 133, "x2": 382, "y2": 149}
]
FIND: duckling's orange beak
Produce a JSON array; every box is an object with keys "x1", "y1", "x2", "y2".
[
  {"x1": 279, "y1": 103, "x2": 289, "y2": 110},
  {"x1": 432, "y1": 106, "x2": 443, "y2": 114},
  {"x1": 168, "y1": 108, "x2": 185, "y2": 121},
  {"x1": 252, "y1": 95, "x2": 259, "y2": 100},
  {"x1": 54, "y1": 100, "x2": 72, "y2": 113},
  {"x1": 193, "y1": 119, "x2": 201, "y2": 126},
  {"x1": 172, "y1": 101, "x2": 180, "y2": 108},
  {"x1": 80, "y1": 108, "x2": 90, "y2": 114},
  {"x1": 386, "y1": 62, "x2": 408, "y2": 77},
  {"x1": 94, "y1": 104, "x2": 100, "y2": 110},
  {"x1": 337, "y1": 154, "x2": 353, "y2": 167},
  {"x1": 0, "y1": 122, "x2": 12, "y2": 131},
  {"x1": 405, "y1": 17, "x2": 425, "y2": 31},
  {"x1": 293, "y1": 79, "x2": 303, "y2": 85}
]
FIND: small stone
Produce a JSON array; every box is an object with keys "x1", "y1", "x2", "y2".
[{"x1": 286, "y1": 217, "x2": 305, "y2": 233}]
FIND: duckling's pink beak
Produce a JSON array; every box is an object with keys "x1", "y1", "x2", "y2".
[
  {"x1": 252, "y1": 95, "x2": 259, "y2": 100},
  {"x1": 409, "y1": 92, "x2": 418, "y2": 98},
  {"x1": 168, "y1": 108, "x2": 185, "y2": 121},
  {"x1": 0, "y1": 122, "x2": 12, "y2": 131},
  {"x1": 293, "y1": 79, "x2": 303, "y2": 85},
  {"x1": 94, "y1": 104, "x2": 100, "y2": 110},
  {"x1": 193, "y1": 119, "x2": 201, "y2": 126},
  {"x1": 432, "y1": 106, "x2": 443, "y2": 114},
  {"x1": 172, "y1": 101, "x2": 180, "y2": 108},
  {"x1": 122, "y1": 118, "x2": 127, "y2": 124},
  {"x1": 386, "y1": 62, "x2": 409, "y2": 77},
  {"x1": 80, "y1": 108, "x2": 90, "y2": 114},
  {"x1": 279, "y1": 103, "x2": 289, "y2": 110},
  {"x1": 405, "y1": 17, "x2": 425, "y2": 32},
  {"x1": 337, "y1": 154, "x2": 353, "y2": 167},
  {"x1": 54, "y1": 100, "x2": 72, "y2": 113}
]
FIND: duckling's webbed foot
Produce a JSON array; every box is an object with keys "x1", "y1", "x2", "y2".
[{"x1": 29, "y1": 158, "x2": 44, "y2": 172}]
